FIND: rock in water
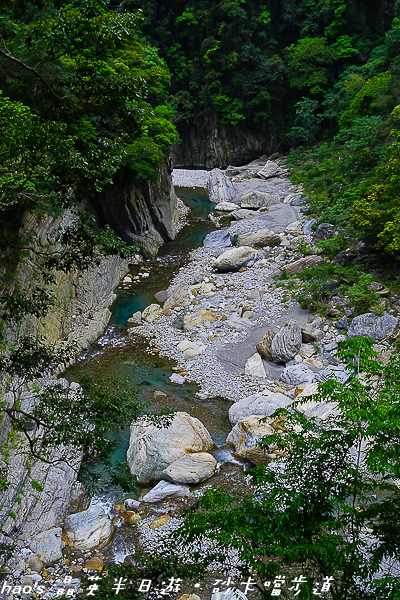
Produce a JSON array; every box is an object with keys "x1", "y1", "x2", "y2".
[
  {"x1": 127, "y1": 311, "x2": 142, "y2": 326},
  {"x1": 213, "y1": 246, "x2": 264, "y2": 272},
  {"x1": 162, "y1": 452, "x2": 217, "y2": 484},
  {"x1": 207, "y1": 168, "x2": 237, "y2": 203},
  {"x1": 29, "y1": 527, "x2": 64, "y2": 566},
  {"x1": 203, "y1": 230, "x2": 233, "y2": 248},
  {"x1": 229, "y1": 389, "x2": 292, "y2": 424},
  {"x1": 239, "y1": 191, "x2": 280, "y2": 209},
  {"x1": 256, "y1": 330, "x2": 276, "y2": 361},
  {"x1": 63, "y1": 506, "x2": 114, "y2": 551},
  {"x1": 127, "y1": 412, "x2": 215, "y2": 484},
  {"x1": 347, "y1": 312, "x2": 398, "y2": 342},
  {"x1": 237, "y1": 229, "x2": 280, "y2": 248},
  {"x1": 226, "y1": 415, "x2": 280, "y2": 465},
  {"x1": 163, "y1": 283, "x2": 191, "y2": 310},
  {"x1": 270, "y1": 319, "x2": 302, "y2": 363}
]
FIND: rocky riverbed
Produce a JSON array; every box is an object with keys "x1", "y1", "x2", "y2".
[{"x1": 4, "y1": 157, "x2": 399, "y2": 599}]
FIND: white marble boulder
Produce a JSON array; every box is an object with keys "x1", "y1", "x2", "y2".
[
  {"x1": 213, "y1": 246, "x2": 265, "y2": 272},
  {"x1": 229, "y1": 389, "x2": 292, "y2": 424},
  {"x1": 162, "y1": 452, "x2": 217, "y2": 484},
  {"x1": 127, "y1": 412, "x2": 215, "y2": 484},
  {"x1": 63, "y1": 506, "x2": 114, "y2": 551}
]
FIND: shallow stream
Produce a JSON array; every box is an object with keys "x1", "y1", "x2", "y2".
[{"x1": 66, "y1": 185, "x2": 243, "y2": 509}]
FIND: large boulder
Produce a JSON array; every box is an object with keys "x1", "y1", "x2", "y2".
[
  {"x1": 142, "y1": 304, "x2": 162, "y2": 323},
  {"x1": 285, "y1": 221, "x2": 304, "y2": 237},
  {"x1": 142, "y1": 480, "x2": 190, "y2": 503},
  {"x1": 256, "y1": 161, "x2": 284, "y2": 179},
  {"x1": 315, "y1": 365, "x2": 352, "y2": 385},
  {"x1": 29, "y1": 527, "x2": 64, "y2": 566},
  {"x1": 239, "y1": 191, "x2": 280, "y2": 209},
  {"x1": 284, "y1": 255, "x2": 325, "y2": 275},
  {"x1": 163, "y1": 283, "x2": 191, "y2": 310},
  {"x1": 214, "y1": 202, "x2": 240, "y2": 212},
  {"x1": 256, "y1": 330, "x2": 275, "y2": 361},
  {"x1": 207, "y1": 168, "x2": 237, "y2": 203},
  {"x1": 279, "y1": 364, "x2": 315, "y2": 386},
  {"x1": 127, "y1": 412, "x2": 215, "y2": 484},
  {"x1": 183, "y1": 310, "x2": 218, "y2": 330},
  {"x1": 229, "y1": 389, "x2": 292, "y2": 424},
  {"x1": 226, "y1": 415, "x2": 283, "y2": 465},
  {"x1": 162, "y1": 452, "x2": 217, "y2": 484},
  {"x1": 63, "y1": 506, "x2": 114, "y2": 551},
  {"x1": 213, "y1": 246, "x2": 264, "y2": 272},
  {"x1": 245, "y1": 353, "x2": 266, "y2": 378},
  {"x1": 203, "y1": 230, "x2": 233, "y2": 248},
  {"x1": 347, "y1": 312, "x2": 398, "y2": 342},
  {"x1": 270, "y1": 320, "x2": 302, "y2": 363},
  {"x1": 236, "y1": 229, "x2": 280, "y2": 248}
]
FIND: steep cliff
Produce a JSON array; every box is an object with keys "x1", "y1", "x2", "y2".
[
  {"x1": 94, "y1": 161, "x2": 179, "y2": 258},
  {"x1": 172, "y1": 120, "x2": 280, "y2": 168}
]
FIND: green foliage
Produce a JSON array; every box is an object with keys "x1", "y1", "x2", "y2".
[
  {"x1": 287, "y1": 97, "x2": 323, "y2": 145},
  {"x1": 287, "y1": 37, "x2": 338, "y2": 95},
  {"x1": 167, "y1": 338, "x2": 400, "y2": 599},
  {"x1": 293, "y1": 263, "x2": 382, "y2": 315}
]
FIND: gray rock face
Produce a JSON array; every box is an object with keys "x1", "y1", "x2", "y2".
[
  {"x1": 142, "y1": 480, "x2": 190, "y2": 503},
  {"x1": 127, "y1": 412, "x2": 215, "y2": 484},
  {"x1": 203, "y1": 230, "x2": 233, "y2": 248},
  {"x1": 229, "y1": 389, "x2": 292, "y2": 424},
  {"x1": 270, "y1": 320, "x2": 302, "y2": 363},
  {"x1": 313, "y1": 223, "x2": 338, "y2": 244},
  {"x1": 207, "y1": 168, "x2": 237, "y2": 203},
  {"x1": 279, "y1": 364, "x2": 315, "y2": 386},
  {"x1": 163, "y1": 283, "x2": 191, "y2": 310},
  {"x1": 347, "y1": 312, "x2": 398, "y2": 342},
  {"x1": 63, "y1": 506, "x2": 114, "y2": 551},
  {"x1": 29, "y1": 527, "x2": 64, "y2": 566},
  {"x1": 239, "y1": 191, "x2": 280, "y2": 209},
  {"x1": 236, "y1": 229, "x2": 280, "y2": 248},
  {"x1": 95, "y1": 162, "x2": 178, "y2": 258},
  {"x1": 213, "y1": 246, "x2": 265, "y2": 272},
  {"x1": 284, "y1": 255, "x2": 325, "y2": 275},
  {"x1": 162, "y1": 452, "x2": 217, "y2": 484}
]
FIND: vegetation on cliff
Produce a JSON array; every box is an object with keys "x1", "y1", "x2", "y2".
[{"x1": 0, "y1": 0, "x2": 176, "y2": 526}]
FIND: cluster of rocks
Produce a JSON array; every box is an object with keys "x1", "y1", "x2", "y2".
[{"x1": 8, "y1": 158, "x2": 399, "y2": 596}]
